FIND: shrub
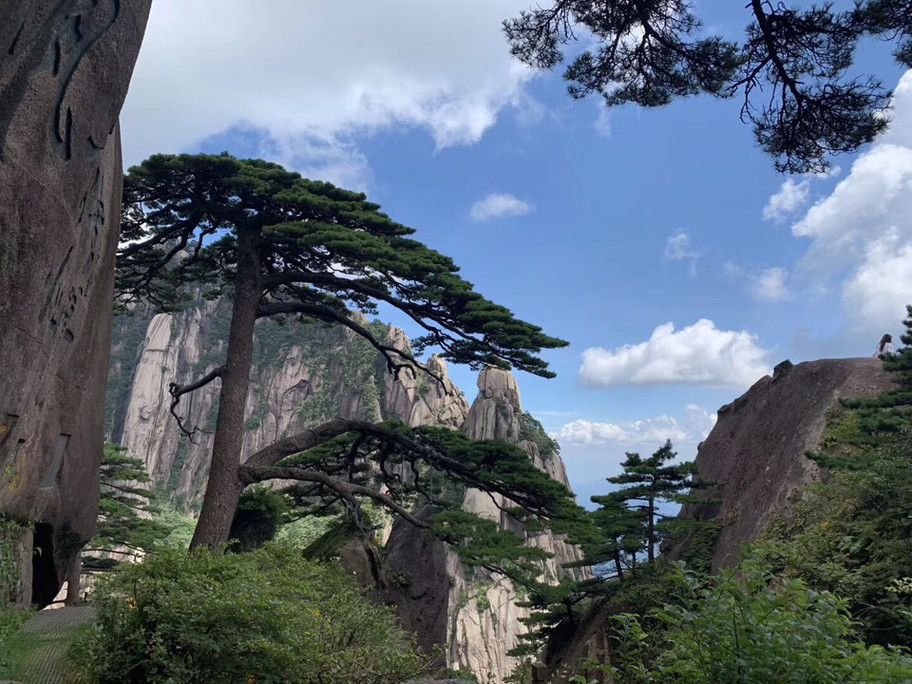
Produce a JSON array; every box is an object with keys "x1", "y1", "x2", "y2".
[
  {"x1": 68, "y1": 542, "x2": 426, "y2": 683},
  {"x1": 650, "y1": 560, "x2": 912, "y2": 683}
]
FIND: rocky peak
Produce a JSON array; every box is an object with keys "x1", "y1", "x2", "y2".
[
  {"x1": 462, "y1": 367, "x2": 523, "y2": 443},
  {"x1": 675, "y1": 357, "x2": 892, "y2": 571}
]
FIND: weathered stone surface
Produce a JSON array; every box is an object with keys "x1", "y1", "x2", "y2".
[
  {"x1": 384, "y1": 367, "x2": 585, "y2": 684},
  {"x1": 111, "y1": 305, "x2": 470, "y2": 508},
  {"x1": 676, "y1": 357, "x2": 892, "y2": 571},
  {"x1": 0, "y1": 0, "x2": 151, "y2": 606},
  {"x1": 383, "y1": 507, "x2": 451, "y2": 659}
]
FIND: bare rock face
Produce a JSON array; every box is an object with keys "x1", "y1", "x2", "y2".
[
  {"x1": 0, "y1": 0, "x2": 151, "y2": 606},
  {"x1": 111, "y1": 302, "x2": 469, "y2": 508},
  {"x1": 385, "y1": 367, "x2": 585, "y2": 684},
  {"x1": 677, "y1": 357, "x2": 892, "y2": 571}
]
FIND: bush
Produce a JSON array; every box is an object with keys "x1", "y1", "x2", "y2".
[
  {"x1": 68, "y1": 543, "x2": 427, "y2": 683},
  {"x1": 602, "y1": 559, "x2": 912, "y2": 684}
]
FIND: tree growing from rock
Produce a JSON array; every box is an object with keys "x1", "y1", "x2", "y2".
[
  {"x1": 504, "y1": 1, "x2": 912, "y2": 173},
  {"x1": 117, "y1": 153, "x2": 571, "y2": 549},
  {"x1": 607, "y1": 440, "x2": 697, "y2": 564}
]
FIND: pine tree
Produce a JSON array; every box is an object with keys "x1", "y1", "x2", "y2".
[
  {"x1": 607, "y1": 441, "x2": 695, "y2": 564},
  {"x1": 117, "y1": 153, "x2": 570, "y2": 548},
  {"x1": 83, "y1": 444, "x2": 168, "y2": 569},
  {"x1": 504, "y1": 1, "x2": 912, "y2": 173},
  {"x1": 588, "y1": 490, "x2": 645, "y2": 580}
]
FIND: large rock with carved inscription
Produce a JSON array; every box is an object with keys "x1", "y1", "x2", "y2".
[{"x1": 0, "y1": 0, "x2": 151, "y2": 606}]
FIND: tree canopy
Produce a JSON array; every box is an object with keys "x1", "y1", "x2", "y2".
[
  {"x1": 504, "y1": 0, "x2": 912, "y2": 173},
  {"x1": 117, "y1": 153, "x2": 570, "y2": 548}
]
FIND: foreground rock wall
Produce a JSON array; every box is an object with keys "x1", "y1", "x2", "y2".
[
  {"x1": 676, "y1": 357, "x2": 893, "y2": 571},
  {"x1": 0, "y1": 0, "x2": 151, "y2": 606}
]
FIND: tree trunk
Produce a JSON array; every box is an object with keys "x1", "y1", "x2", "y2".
[
  {"x1": 647, "y1": 496, "x2": 655, "y2": 563},
  {"x1": 191, "y1": 230, "x2": 261, "y2": 549},
  {"x1": 613, "y1": 548, "x2": 624, "y2": 581}
]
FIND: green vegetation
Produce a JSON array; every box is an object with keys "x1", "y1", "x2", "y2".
[
  {"x1": 0, "y1": 516, "x2": 30, "y2": 678},
  {"x1": 117, "y1": 152, "x2": 568, "y2": 548},
  {"x1": 518, "y1": 411, "x2": 559, "y2": 459},
  {"x1": 67, "y1": 543, "x2": 428, "y2": 683},
  {"x1": 0, "y1": 519, "x2": 31, "y2": 681},
  {"x1": 84, "y1": 444, "x2": 170, "y2": 569},
  {"x1": 569, "y1": 558, "x2": 912, "y2": 684},
  {"x1": 505, "y1": 0, "x2": 912, "y2": 173}
]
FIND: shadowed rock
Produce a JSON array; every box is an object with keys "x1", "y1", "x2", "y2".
[
  {"x1": 0, "y1": 0, "x2": 151, "y2": 606},
  {"x1": 676, "y1": 357, "x2": 893, "y2": 571}
]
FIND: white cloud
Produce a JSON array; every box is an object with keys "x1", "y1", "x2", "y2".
[
  {"x1": 121, "y1": 0, "x2": 536, "y2": 182},
  {"x1": 554, "y1": 417, "x2": 684, "y2": 446},
  {"x1": 594, "y1": 106, "x2": 612, "y2": 138},
  {"x1": 751, "y1": 267, "x2": 791, "y2": 301},
  {"x1": 763, "y1": 178, "x2": 810, "y2": 222},
  {"x1": 842, "y1": 230, "x2": 912, "y2": 332},
  {"x1": 469, "y1": 193, "x2": 534, "y2": 221},
  {"x1": 553, "y1": 405, "x2": 717, "y2": 447},
  {"x1": 664, "y1": 230, "x2": 699, "y2": 261},
  {"x1": 579, "y1": 319, "x2": 771, "y2": 388},
  {"x1": 725, "y1": 262, "x2": 792, "y2": 301},
  {"x1": 788, "y1": 69, "x2": 912, "y2": 331}
]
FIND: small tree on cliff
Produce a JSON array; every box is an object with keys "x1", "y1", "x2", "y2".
[
  {"x1": 504, "y1": 1, "x2": 912, "y2": 173},
  {"x1": 607, "y1": 441, "x2": 696, "y2": 564},
  {"x1": 118, "y1": 153, "x2": 570, "y2": 549},
  {"x1": 82, "y1": 444, "x2": 169, "y2": 568}
]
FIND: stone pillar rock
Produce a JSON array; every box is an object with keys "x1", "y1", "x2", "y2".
[{"x1": 0, "y1": 0, "x2": 151, "y2": 606}]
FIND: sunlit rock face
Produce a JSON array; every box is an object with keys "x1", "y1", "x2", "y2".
[
  {"x1": 0, "y1": 0, "x2": 151, "y2": 606},
  {"x1": 111, "y1": 306, "x2": 583, "y2": 682},
  {"x1": 385, "y1": 367, "x2": 585, "y2": 684},
  {"x1": 109, "y1": 306, "x2": 469, "y2": 509},
  {"x1": 674, "y1": 357, "x2": 893, "y2": 571}
]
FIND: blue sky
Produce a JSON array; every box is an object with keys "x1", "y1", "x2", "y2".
[{"x1": 120, "y1": 1, "x2": 912, "y2": 502}]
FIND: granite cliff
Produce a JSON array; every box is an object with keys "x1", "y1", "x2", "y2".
[
  {"x1": 107, "y1": 302, "x2": 582, "y2": 682},
  {"x1": 107, "y1": 297, "x2": 468, "y2": 510},
  {"x1": 0, "y1": 0, "x2": 151, "y2": 607},
  {"x1": 675, "y1": 357, "x2": 893, "y2": 571}
]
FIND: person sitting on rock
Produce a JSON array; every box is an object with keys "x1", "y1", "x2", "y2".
[{"x1": 874, "y1": 334, "x2": 894, "y2": 357}]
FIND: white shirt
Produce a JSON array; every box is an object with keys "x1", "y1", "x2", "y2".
[{"x1": 874, "y1": 342, "x2": 893, "y2": 356}]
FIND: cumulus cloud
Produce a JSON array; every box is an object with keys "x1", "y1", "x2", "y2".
[
  {"x1": 763, "y1": 178, "x2": 810, "y2": 222},
  {"x1": 579, "y1": 319, "x2": 771, "y2": 388},
  {"x1": 751, "y1": 267, "x2": 791, "y2": 301},
  {"x1": 553, "y1": 405, "x2": 717, "y2": 447},
  {"x1": 788, "y1": 69, "x2": 912, "y2": 331},
  {"x1": 842, "y1": 230, "x2": 912, "y2": 331},
  {"x1": 469, "y1": 193, "x2": 534, "y2": 220},
  {"x1": 121, "y1": 0, "x2": 536, "y2": 180}
]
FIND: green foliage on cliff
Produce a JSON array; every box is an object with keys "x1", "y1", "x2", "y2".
[
  {"x1": 67, "y1": 543, "x2": 428, "y2": 683},
  {"x1": 0, "y1": 517, "x2": 31, "y2": 678},
  {"x1": 518, "y1": 411, "x2": 559, "y2": 459},
  {"x1": 558, "y1": 309, "x2": 912, "y2": 680},
  {"x1": 83, "y1": 444, "x2": 170, "y2": 570},
  {"x1": 572, "y1": 558, "x2": 912, "y2": 684},
  {"x1": 750, "y1": 306, "x2": 912, "y2": 647}
]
